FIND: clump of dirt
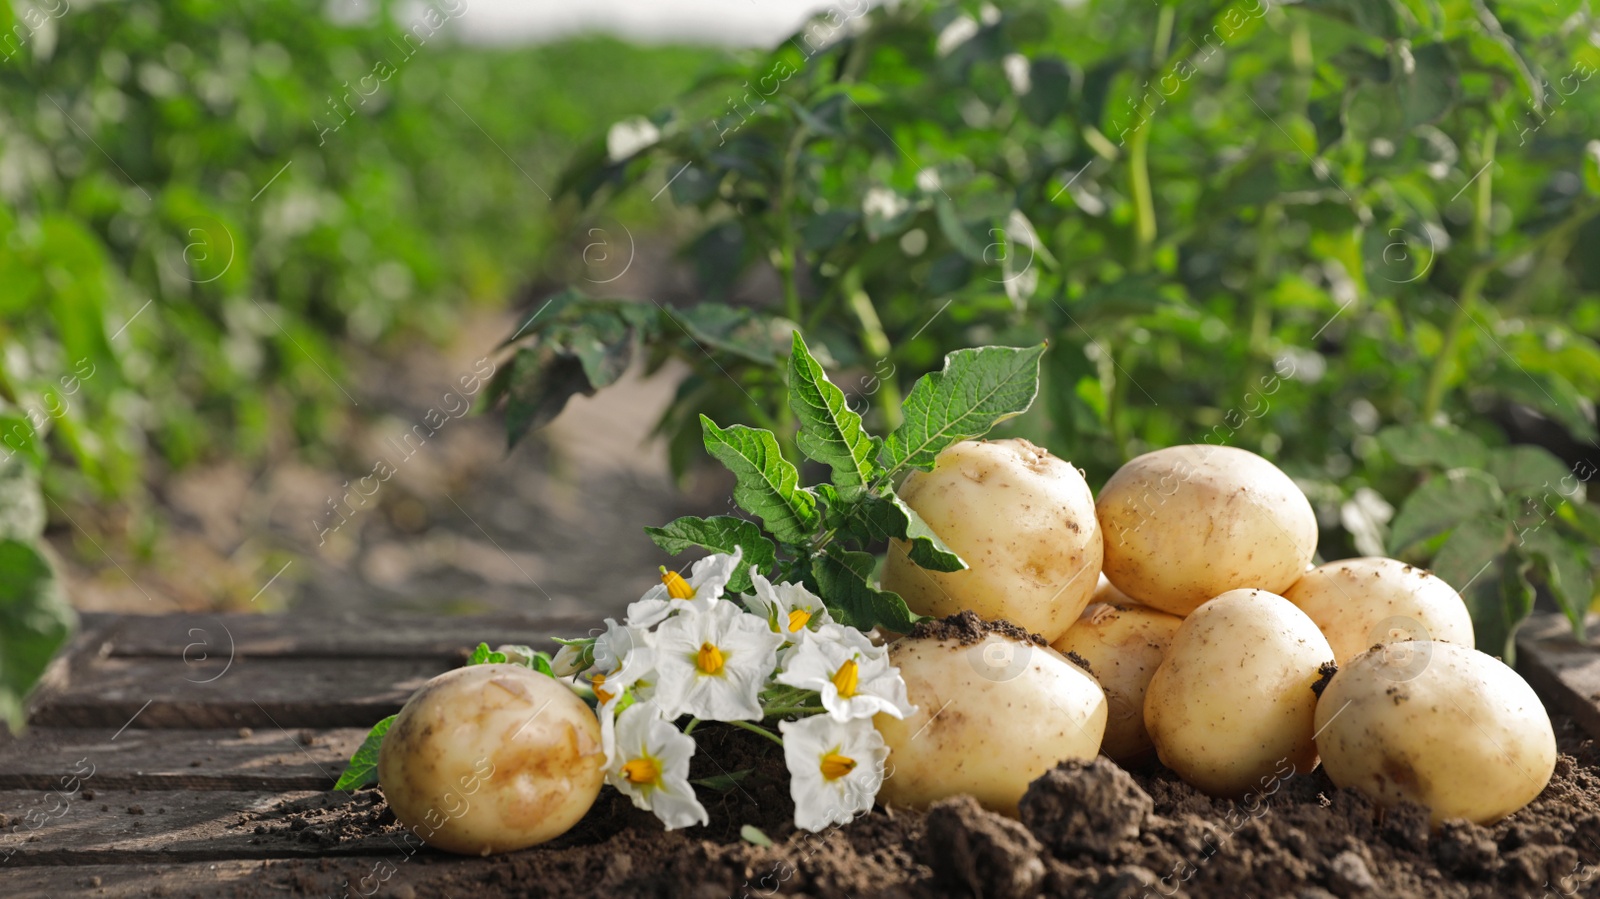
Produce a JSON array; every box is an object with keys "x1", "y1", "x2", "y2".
[
  {"x1": 907, "y1": 610, "x2": 1046, "y2": 647},
  {"x1": 921, "y1": 795, "x2": 1046, "y2": 899},
  {"x1": 1020, "y1": 757, "x2": 1152, "y2": 860},
  {"x1": 1312, "y1": 660, "x2": 1339, "y2": 697},
  {"x1": 221, "y1": 715, "x2": 1600, "y2": 899}
]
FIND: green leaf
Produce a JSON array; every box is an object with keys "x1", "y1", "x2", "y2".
[
  {"x1": 0, "y1": 539, "x2": 75, "y2": 731},
  {"x1": 1398, "y1": 42, "x2": 1460, "y2": 129},
  {"x1": 693, "y1": 768, "x2": 752, "y2": 791},
  {"x1": 502, "y1": 348, "x2": 595, "y2": 448},
  {"x1": 1521, "y1": 527, "x2": 1593, "y2": 640},
  {"x1": 812, "y1": 544, "x2": 919, "y2": 634},
  {"x1": 670, "y1": 304, "x2": 791, "y2": 365},
  {"x1": 0, "y1": 457, "x2": 46, "y2": 543},
  {"x1": 335, "y1": 714, "x2": 395, "y2": 791},
  {"x1": 700, "y1": 417, "x2": 819, "y2": 544},
  {"x1": 832, "y1": 493, "x2": 966, "y2": 573},
  {"x1": 882, "y1": 344, "x2": 1047, "y2": 475},
  {"x1": 1429, "y1": 517, "x2": 1516, "y2": 657},
  {"x1": 467, "y1": 643, "x2": 508, "y2": 666},
  {"x1": 1298, "y1": 0, "x2": 1402, "y2": 39},
  {"x1": 1376, "y1": 424, "x2": 1488, "y2": 470},
  {"x1": 1487, "y1": 446, "x2": 1573, "y2": 499},
  {"x1": 644, "y1": 515, "x2": 778, "y2": 593},
  {"x1": 740, "y1": 824, "x2": 774, "y2": 847},
  {"x1": 788, "y1": 332, "x2": 881, "y2": 500},
  {"x1": 1388, "y1": 469, "x2": 1502, "y2": 554}
]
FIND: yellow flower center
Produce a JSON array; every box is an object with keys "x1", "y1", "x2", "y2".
[
  {"x1": 820, "y1": 751, "x2": 856, "y2": 781},
  {"x1": 591, "y1": 672, "x2": 615, "y2": 705},
  {"x1": 660, "y1": 566, "x2": 695, "y2": 600},
  {"x1": 622, "y1": 756, "x2": 660, "y2": 786},
  {"x1": 786, "y1": 608, "x2": 812, "y2": 633},
  {"x1": 831, "y1": 659, "x2": 860, "y2": 698},
  {"x1": 696, "y1": 642, "x2": 726, "y2": 676}
]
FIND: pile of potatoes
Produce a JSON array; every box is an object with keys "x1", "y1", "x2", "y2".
[{"x1": 876, "y1": 439, "x2": 1557, "y2": 826}]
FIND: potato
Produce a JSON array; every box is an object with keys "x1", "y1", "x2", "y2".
[
  {"x1": 1096, "y1": 445, "x2": 1317, "y2": 615},
  {"x1": 1284, "y1": 557, "x2": 1474, "y2": 663},
  {"x1": 1090, "y1": 572, "x2": 1137, "y2": 607},
  {"x1": 1315, "y1": 641, "x2": 1556, "y2": 826},
  {"x1": 875, "y1": 616, "x2": 1107, "y2": 816},
  {"x1": 880, "y1": 439, "x2": 1103, "y2": 642},
  {"x1": 379, "y1": 664, "x2": 605, "y2": 854},
  {"x1": 1052, "y1": 601, "x2": 1182, "y2": 764},
  {"x1": 1144, "y1": 589, "x2": 1332, "y2": 797}
]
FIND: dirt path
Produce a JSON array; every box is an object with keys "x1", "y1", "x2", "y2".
[{"x1": 49, "y1": 306, "x2": 728, "y2": 624}]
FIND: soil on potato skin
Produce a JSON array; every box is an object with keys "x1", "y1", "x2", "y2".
[{"x1": 215, "y1": 715, "x2": 1600, "y2": 899}]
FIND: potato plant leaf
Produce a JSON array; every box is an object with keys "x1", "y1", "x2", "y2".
[
  {"x1": 1428, "y1": 517, "x2": 1516, "y2": 657},
  {"x1": 811, "y1": 544, "x2": 919, "y2": 634},
  {"x1": 700, "y1": 416, "x2": 819, "y2": 544},
  {"x1": 832, "y1": 492, "x2": 966, "y2": 573},
  {"x1": 1387, "y1": 469, "x2": 1502, "y2": 554},
  {"x1": 335, "y1": 714, "x2": 395, "y2": 791},
  {"x1": 467, "y1": 642, "x2": 508, "y2": 665},
  {"x1": 1376, "y1": 423, "x2": 1488, "y2": 471},
  {"x1": 882, "y1": 344, "x2": 1047, "y2": 475},
  {"x1": 787, "y1": 332, "x2": 881, "y2": 500},
  {"x1": 0, "y1": 539, "x2": 76, "y2": 731},
  {"x1": 1520, "y1": 527, "x2": 1592, "y2": 640},
  {"x1": 645, "y1": 515, "x2": 777, "y2": 592},
  {"x1": 1486, "y1": 446, "x2": 1574, "y2": 500}
]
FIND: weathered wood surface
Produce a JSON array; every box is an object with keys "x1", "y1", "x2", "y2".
[
  {"x1": 2, "y1": 611, "x2": 573, "y2": 893},
  {"x1": 83, "y1": 610, "x2": 593, "y2": 660},
  {"x1": 0, "y1": 727, "x2": 366, "y2": 792},
  {"x1": 0, "y1": 788, "x2": 404, "y2": 864},
  {"x1": 1516, "y1": 611, "x2": 1600, "y2": 740},
  {"x1": 27, "y1": 656, "x2": 450, "y2": 730}
]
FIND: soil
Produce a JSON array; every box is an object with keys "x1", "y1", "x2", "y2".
[
  {"x1": 909, "y1": 610, "x2": 1048, "y2": 649},
  {"x1": 207, "y1": 713, "x2": 1600, "y2": 899}
]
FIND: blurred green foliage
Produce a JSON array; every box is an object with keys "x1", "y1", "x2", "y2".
[
  {"x1": 502, "y1": 0, "x2": 1600, "y2": 658},
  {"x1": 0, "y1": 0, "x2": 718, "y2": 725}
]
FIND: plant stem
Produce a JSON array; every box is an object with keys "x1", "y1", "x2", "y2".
[
  {"x1": 844, "y1": 269, "x2": 903, "y2": 431},
  {"x1": 1127, "y1": 5, "x2": 1175, "y2": 273},
  {"x1": 683, "y1": 717, "x2": 701, "y2": 735},
  {"x1": 1249, "y1": 203, "x2": 1281, "y2": 356},
  {"x1": 1421, "y1": 128, "x2": 1496, "y2": 422},
  {"x1": 1127, "y1": 126, "x2": 1156, "y2": 272},
  {"x1": 726, "y1": 719, "x2": 786, "y2": 746},
  {"x1": 776, "y1": 125, "x2": 810, "y2": 325}
]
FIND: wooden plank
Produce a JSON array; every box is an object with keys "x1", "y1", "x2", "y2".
[
  {"x1": 87, "y1": 611, "x2": 596, "y2": 660},
  {"x1": 0, "y1": 789, "x2": 404, "y2": 865},
  {"x1": 0, "y1": 728, "x2": 366, "y2": 792},
  {"x1": 1517, "y1": 611, "x2": 1600, "y2": 739},
  {"x1": 0, "y1": 856, "x2": 482, "y2": 898},
  {"x1": 27, "y1": 656, "x2": 448, "y2": 729}
]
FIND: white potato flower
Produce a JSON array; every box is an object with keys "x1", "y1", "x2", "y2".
[
  {"x1": 745, "y1": 570, "x2": 834, "y2": 639},
  {"x1": 776, "y1": 623, "x2": 914, "y2": 722},
  {"x1": 595, "y1": 642, "x2": 659, "y2": 766},
  {"x1": 606, "y1": 701, "x2": 708, "y2": 830},
  {"x1": 652, "y1": 601, "x2": 783, "y2": 722},
  {"x1": 593, "y1": 617, "x2": 652, "y2": 673},
  {"x1": 779, "y1": 714, "x2": 889, "y2": 832},
  {"x1": 627, "y1": 547, "x2": 744, "y2": 628}
]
